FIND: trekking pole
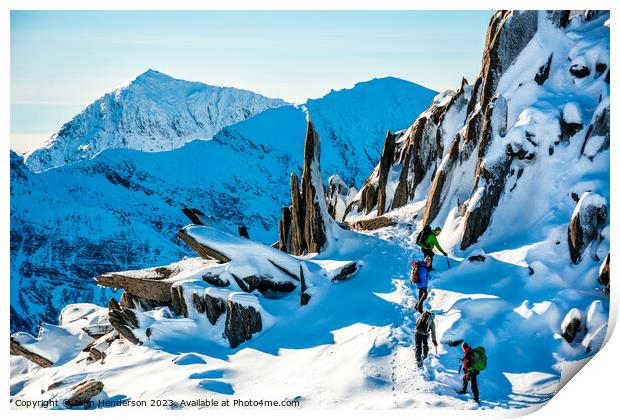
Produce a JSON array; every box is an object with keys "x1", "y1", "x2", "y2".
[{"x1": 445, "y1": 255, "x2": 451, "y2": 268}]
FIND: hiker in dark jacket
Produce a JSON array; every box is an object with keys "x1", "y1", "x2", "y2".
[
  {"x1": 414, "y1": 255, "x2": 432, "y2": 313},
  {"x1": 417, "y1": 227, "x2": 447, "y2": 263},
  {"x1": 458, "y1": 342, "x2": 480, "y2": 403},
  {"x1": 414, "y1": 310, "x2": 437, "y2": 367}
]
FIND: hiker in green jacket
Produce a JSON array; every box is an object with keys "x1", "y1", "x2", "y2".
[{"x1": 416, "y1": 226, "x2": 447, "y2": 263}]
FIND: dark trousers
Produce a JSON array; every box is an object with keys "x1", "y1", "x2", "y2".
[
  {"x1": 461, "y1": 370, "x2": 479, "y2": 401},
  {"x1": 422, "y1": 247, "x2": 435, "y2": 262},
  {"x1": 415, "y1": 287, "x2": 428, "y2": 313},
  {"x1": 415, "y1": 332, "x2": 429, "y2": 363}
]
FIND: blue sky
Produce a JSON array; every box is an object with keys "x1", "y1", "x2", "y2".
[{"x1": 10, "y1": 10, "x2": 494, "y2": 153}]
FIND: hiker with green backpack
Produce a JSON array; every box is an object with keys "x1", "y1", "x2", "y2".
[
  {"x1": 416, "y1": 225, "x2": 448, "y2": 265},
  {"x1": 457, "y1": 342, "x2": 487, "y2": 404}
]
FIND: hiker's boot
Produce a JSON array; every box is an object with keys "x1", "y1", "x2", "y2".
[
  {"x1": 417, "y1": 360, "x2": 423, "y2": 368},
  {"x1": 474, "y1": 397, "x2": 480, "y2": 404},
  {"x1": 457, "y1": 389, "x2": 467, "y2": 395}
]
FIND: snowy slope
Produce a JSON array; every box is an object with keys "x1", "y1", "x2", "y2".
[
  {"x1": 11, "y1": 77, "x2": 437, "y2": 334},
  {"x1": 10, "y1": 10, "x2": 609, "y2": 411},
  {"x1": 23, "y1": 70, "x2": 288, "y2": 172}
]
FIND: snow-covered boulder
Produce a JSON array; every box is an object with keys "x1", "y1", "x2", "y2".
[
  {"x1": 64, "y1": 380, "x2": 104, "y2": 407},
  {"x1": 580, "y1": 99, "x2": 610, "y2": 159},
  {"x1": 225, "y1": 293, "x2": 264, "y2": 348},
  {"x1": 561, "y1": 308, "x2": 586, "y2": 343},
  {"x1": 568, "y1": 192, "x2": 608, "y2": 264}
]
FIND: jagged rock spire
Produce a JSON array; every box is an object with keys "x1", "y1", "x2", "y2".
[{"x1": 278, "y1": 115, "x2": 337, "y2": 255}]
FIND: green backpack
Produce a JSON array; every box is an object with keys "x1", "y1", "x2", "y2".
[{"x1": 472, "y1": 346, "x2": 487, "y2": 372}]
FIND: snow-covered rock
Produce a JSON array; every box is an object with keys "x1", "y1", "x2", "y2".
[
  {"x1": 24, "y1": 69, "x2": 288, "y2": 172},
  {"x1": 568, "y1": 192, "x2": 608, "y2": 264}
]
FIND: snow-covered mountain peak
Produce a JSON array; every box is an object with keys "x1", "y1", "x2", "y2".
[{"x1": 23, "y1": 71, "x2": 289, "y2": 172}]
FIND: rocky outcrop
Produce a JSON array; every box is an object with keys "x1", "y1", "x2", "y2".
[
  {"x1": 95, "y1": 272, "x2": 174, "y2": 304},
  {"x1": 204, "y1": 293, "x2": 227, "y2": 325},
  {"x1": 231, "y1": 273, "x2": 296, "y2": 298},
  {"x1": 82, "y1": 323, "x2": 114, "y2": 339},
  {"x1": 376, "y1": 131, "x2": 397, "y2": 216},
  {"x1": 599, "y1": 253, "x2": 610, "y2": 292},
  {"x1": 460, "y1": 95, "x2": 510, "y2": 249},
  {"x1": 331, "y1": 262, "x2": 360, "y2": 282},
  {"x1": 349, "y1": 216, "x2": 397, "y2": 231},
  {"x1": 224, "y1": 298, "x2": 263, "y2": 348},
  {"x1": 88, "y1": 331, "x2": 118, "y2": 362},
  {"x1": 107, "y1": 298, "x2": 141, "y2": 345},
  {"x1": 580, "y1": 101, "x2": 610, "y2": 159},
  {"x1": 535, "y1": 54, "x2": 553, "y2": 85},
  {"x1": 326, "y1": 175, "x2": 357, "y2": 222},
  {"x1": 10, "y1": 337, "x2": 53, "y2": 367},
  {"x1": 277, "y1": 117, "x2": 337, "y2": 255},
  {"x1": 479, "y1": 11, "x2": 538, "y2": 110},
  {"x1": 64, "y1": 380, "x2": 104, "y2": 407},
  {"x1": 350, "y1": 79, "x2": 470, "y2": 219},
  {"x1": 177, "y1": 229, "x2": 232, "y2": 262},
  {"x1": 568, "y1": 192, "x2": 608, "y2": 264},
  {"x1": 561, "y1": 309, "x2": 586, "y2": 344},
  {"x1": 202, "y1": 273, "x2": 230, "y2": 288}
]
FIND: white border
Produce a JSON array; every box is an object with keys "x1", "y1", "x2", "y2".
[{"x1": 3, "y1": 1, "x2": 618, "y2": 419}]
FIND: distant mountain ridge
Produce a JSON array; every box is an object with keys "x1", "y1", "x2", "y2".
[{"x1": 23, "y1": 69, "x2": 288, "y2": 172}]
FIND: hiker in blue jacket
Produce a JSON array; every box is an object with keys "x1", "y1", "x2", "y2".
[{"x1": 414, "y1": 255, "x2": 432, "y2": 313}]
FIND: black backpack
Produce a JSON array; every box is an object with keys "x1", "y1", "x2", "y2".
[
  {"x1": 415, "y1": 311, "x2": 433, "y2": 334},
  {"x1": 416, "y1": 225, "x2": 432, "y2": 245}
]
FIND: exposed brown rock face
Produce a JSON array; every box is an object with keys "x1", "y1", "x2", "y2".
[
  {"x1": 170, "y1": 282, "x2": 189, "y2": 317},
  {"x1": 278, "y1": 206, "x2": 292, "y2": 252},
  {"x1": 108, "y1": 298, "x2": 141, "y2": 345},
  {"x1": 64, "y1": 380, "x2": 104, "y2": 407},
  {"x1": 224, "y1": 300, "x2": 262, "y2": 348},
  {"x1": 302, "y1": 119, "x2": 330, "y2": 253},
  {"x1": 95, "y1": 273, "x2": 174, "y2": 304},
  {"x1": 562, "y1": 317, "x2": 583, "y2": 343},
  {"x1": 177, "y1": 229, "x2": 232, "y2": 262},
  {"x1": 423, "y1": 134, "x2": 461, "y2": 225},
  {"x1": 461, "y1": 157, "x2": 513, "y2": 250},
  {"x1": 10, "y1": 337, "x2": 53, "y2": 367},
  {"x1": 568, "y1": 193, "x2": 608, "y2": 264},
  {"x1": 460, "y1": 95, "x2": 510, "y2": 249},
  {"x1": 277, "y1": 118, "x2": 336, "y2": 255},
  {"x1": 289, "y1": 173, "x2": 305, "y2": 255},
  {"x1": 204, "y1": 293, "x2": 226, "y2": 325},
  {"x1": 349, "y1": 216, "x2": 397, "y2": 231},
  {"x1": 88, "y1": 331, "x2": 118, "y2": 362},
  {"x1": 599, "y1": 253, "x2": 610, "y2": 292},
  {"x1": 479, "y1": 11, "x2": 538, "y2": 111},
  {"x1": 376, "y1": 131, "x2": 397, "y2": 216}
]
